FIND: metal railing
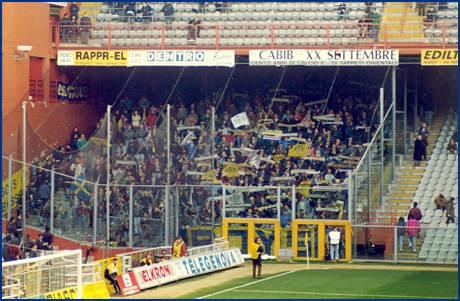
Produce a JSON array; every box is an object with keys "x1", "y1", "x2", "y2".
[{"x1": 53, "y1": 21, "x2": 458, "y2": 49}]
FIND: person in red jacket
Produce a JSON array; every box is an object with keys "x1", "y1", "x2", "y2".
[
  {"x1": 407, "y1": 202, "x2": 422, "y2": 222},
  {"x1": 405, "y1": 215, "x2": 421, "y2": 252},
  {"x1": 7, "y1": 240, "x2": 22, "y2": 261}
]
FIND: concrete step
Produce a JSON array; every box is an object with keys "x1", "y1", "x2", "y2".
[
  {"x1": 401, "y1": 174, "x2": 422, "y2": 180},
  {"x1": 395, "y1": 186, "x2": 418, "y2": 192},
  {"x1": 393, "y1": 193, "x2": 415, "y2": 197},
  {"x1": 397, "y1": 181, "x2": 421, "y2": 185}
]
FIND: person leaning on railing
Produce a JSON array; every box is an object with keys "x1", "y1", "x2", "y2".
[{"x1": 424, "y1": 6, "x2": 437, "y2": 28}]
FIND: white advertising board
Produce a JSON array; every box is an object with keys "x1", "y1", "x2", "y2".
[
  {"x1": 249, "y1": 49, "x2": 399, "y2": 66},
  {"x1": 128, "y1": 248, "x2": 244, "y2": 291},
  {"x1": 128, "y1": 50, "x2": 235, "y2": 67}
]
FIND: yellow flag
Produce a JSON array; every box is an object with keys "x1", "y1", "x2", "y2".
[
  {"x1": 288, "y1": 144, "x2": 309, "y2": 157},
  {"x1": 201, "y1": 170, "x2": 219, "y2": 183},
  {"x1": 272, "y1": 154, "x2": 286, "y2": 162},
  {"x1": 297, "y1": 180, "x2": 311, "y2": 198},
  {"x1": 222, "y1": 165, "x2": 240, "y2": 178}
]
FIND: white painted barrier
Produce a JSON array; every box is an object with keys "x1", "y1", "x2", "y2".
[{"x1": 127, "y1": 247, "x2": 244, "y2": 291}]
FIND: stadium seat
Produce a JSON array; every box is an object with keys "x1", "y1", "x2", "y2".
[
  {"x1": 427, "y1": 250, "x2": 438, "y2": 259},
  {"x1": 418, "y1": 250, "x2": 428, "y2": 259},
  {"x1": 430, "y1": 243, "x2": 440, "y2": 252}
]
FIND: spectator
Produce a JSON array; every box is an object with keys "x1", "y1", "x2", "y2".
[
  {"x1": 451, "y1": 129, "x2": 458, "y2": 144},
  {"x1": 357, "y1": 15, "x2": 371, "y2": 39},
  {"x1": 338, "y1": 2, "x2": 347, "y2": 21},
  {"x1": 104, "y1": 258, "x2": 121, "y2": 293},
  {"x1": 445, "y1": 197, "x2": 456, "y2": 225},
  {"x1": 187, "y1": 16, "x2": 202, "y2": 42},
  {"x1": 76, "y1": 199, "x2": 90, "y2": 235},
  {"x1": 124, "y1": 2, "x2": 137, "y2": 25},
  {"x1": 29, "y1": 244, "x2": 39, "y2": 258},
  {"x1": 60, "y1": 13, "x2": 70, "y2": 43},
  {"x1": 137, "y1": 2, "x2": 153, "y2": 25},
  {"x1": 37, "y1": 180, "x2": 51, "y2": 207},
  {"x1": 140, "y1": 254, "x2": 153, "y2": 266},
  {"x1": 160, "y1": 2, "x2": 175, "y2": 31},
  {"x1": 56, "y1": 204, "x2": 68, "y2": 233},
  {"x1": 14, "y1": 214, "x2": 23, "y2": 241},
  {"x1": 434, "y1": 194, "x2": 448, "y2": 213},
  {"x1": 408, "y1": 202, "x2": 422, "y2": 222},
  {"x1": 23, "y1": 234, "x2": 35, "y2": 252},
  {"x1": 447, "y1": 138, "x2": 457, "y2": 155},
  {"x1": 7, "y1": 240, "x2": 22, "y2": 261},
  {"x1": 405, "y1": 215, "x2": 421, "y2": 252},
  {"x1": 6, "y1": 217, "x2": 17, "y2": 239},
  {"x1": 118, "y1": 236, "x2": 127, "y2": 247},
  {"x1": 79, "y1": 12, "x2": 91, "y2": 44},
  {"x1": 413, "y1": 134, "x2": 424, "y2": 167},
  {"x1": 280, "y1": 209, "x2": 292, "y2": 228},
  {"x1": 424, "y1": 6, "x2": 437, "y2": 28},
  {"x1": 69, "y1": 2, "x2": 80, "y2": 20},
  {"x1": 77, "y1": 134, "x2": 88, "y2": 153},
  {"x1": 396, "y1": 216, "x2": 406, "y2": 251},
  {"x1": 328, "y1": 226, "x2": 341, "y2": 262},
  {"x1": 422, "y1": 91, "x2": 435, "y2": 127},
  {"x1": 69, "y1": 15, "x2": 78, "y2": 43},
  {"x1": 54, "y1": 213, "x2": 64, "y2": 235},
  {"x1": 43, "y1": 227, "x2": 54, "y2": 250},
  {"x1": 371, "y1": 8, "x2": 381, "y2": 42},
  {"x1": 36, "y1": 234, "x2": 46, "y2": 254}
]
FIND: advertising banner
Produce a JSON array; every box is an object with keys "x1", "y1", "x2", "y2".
[
  {"x1": 2, "y1": 167, "x2": 29, "y2": 215},
  {"x1": 127, "y1": 50, "x2": 235, "y2": 67},
  {"x1": 421, "y1": 49, "x2": 458, "y2": 65},
  {"x1": 42, "y1": 281, "x2": 109, "y2": 299},
  {"x1": 172, "y1": 248, "x2": 244, "y2": 278},
  {"x1": 131, "y1": 262, "x2": 178, "y2": 290},
  {"x1": 57, "y1": 82, "x2": 88, "y2": 100},
  {"x1": 116, "y1": 272, "x2": 141, "y2": 296},
  {"x1": 57, "y1": 50, "x2": 129, "y2": 66},
  {"x1": 57, "y1": 50, "x2": 235, "y2": 67},
  {"x1": 249, "y1": 49, "x2": 399, "y2": 66}
]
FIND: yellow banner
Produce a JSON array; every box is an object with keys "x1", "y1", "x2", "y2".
[
  {"x1": 2, "y1": 167, "x2": 29, "y2": 215},
  {"x1": 73, "y1": 50, "x2": 129, "y2": 66},
  {"x1": 272, "y1": 154, "x2": 286, "y2": 162},
  {"x1": 201, "y1": 170, "x2": 219, "y2": 183},
  {"x1": 222, "y1": 166, "x2": 240, "y2": 178},
  {"x1": 288, "y1": 144, "x2": 309, "y2": 157},
  {"x1": 421, "y1": 49, "x2": 458, "y2": 65},
  {"x1": 43, "y1": 281, "x2": 110, "y2": 299},
  {"x1": 297, "y1": 180, "x2": 312, "y2": 198}
]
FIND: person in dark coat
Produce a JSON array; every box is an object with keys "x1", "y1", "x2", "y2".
[
  {"x1": 445, "y1": 197, "x2": 456, "y2": 225},
  {"x1": 408, "y1": 202, "x2": 422, "y2": 222},
  {"x1": 60, "y1": 13, "x2": 70, "y2": 43},
  {"x1": 413, "y1": 134, "x2": 424, "y2": 166}
]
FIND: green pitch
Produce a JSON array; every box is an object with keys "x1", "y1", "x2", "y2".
[{"x1": 181, "y1": 269, "x2": 458, "y2": 299}]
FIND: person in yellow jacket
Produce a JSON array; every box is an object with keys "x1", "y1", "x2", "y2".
[
  {"x1": 171, "y1": 235, "x2": 187, "y2": 259},
  {"x1": 104, "y1": 258, "x2": 121, "y2": 293},
  {"x1": 140, "y1": 254, "x2": 153, "y2": 266},
  {"x1": 249, "y1": 237, "x2": 264, "y2": 279}
]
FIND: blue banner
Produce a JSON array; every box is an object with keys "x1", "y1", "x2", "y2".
[{"x1": 57, "y1": 82, "x2": 88, "y2": 100}]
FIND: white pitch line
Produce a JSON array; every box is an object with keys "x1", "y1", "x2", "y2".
[
  {"x1": 195, "y1": 270, "x2": 297, "y2": 299},
  {"x1": 233, "y1": 289, "x2": 454, "y2": 299}
]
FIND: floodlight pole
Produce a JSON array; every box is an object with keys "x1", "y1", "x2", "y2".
[
  {"x1": 165, "y1": 104, "x2": 171, "y2": 245},
  {"x1": 211, "y1": 106, "x2": 215, "y2": 243},
  {"x1": 106, "y1": 105, "x2": 111, "y2": 255},
  {"x1": 22, "y1": 101, "x2": 27, "y2": 243}
]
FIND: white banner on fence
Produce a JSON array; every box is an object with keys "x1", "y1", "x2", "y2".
[
  {"x1": 172, "y1": 248, "x2": 245, "y2": 278},
  {"x1": 249, "y1": 49, "x2": 399, "y2": 66},
  {"x1": 131, "y1": 262, "x2": 178, "y2": 290},
  {"x1": 128, "y1": 50, "x2": 235, "y2": 67},
  {"x1": 127, "y1": 248, "x2": 244, "y2": 291}
]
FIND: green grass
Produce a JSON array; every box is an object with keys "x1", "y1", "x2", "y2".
[{"x1": 182, "y1": 269, "x2": 458, "y2": 299}]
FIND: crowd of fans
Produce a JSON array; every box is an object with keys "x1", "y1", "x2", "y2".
[{"x1": 20, "y1": 65, "x2": 403, "y2": 247}]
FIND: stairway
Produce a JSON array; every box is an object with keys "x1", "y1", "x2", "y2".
[
  {"x1": 380, "y1": 2, "x2": 425, "y2": 42},
  {"x1": 383, "y1": 110, "x2": 448, "y2": 220}
]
